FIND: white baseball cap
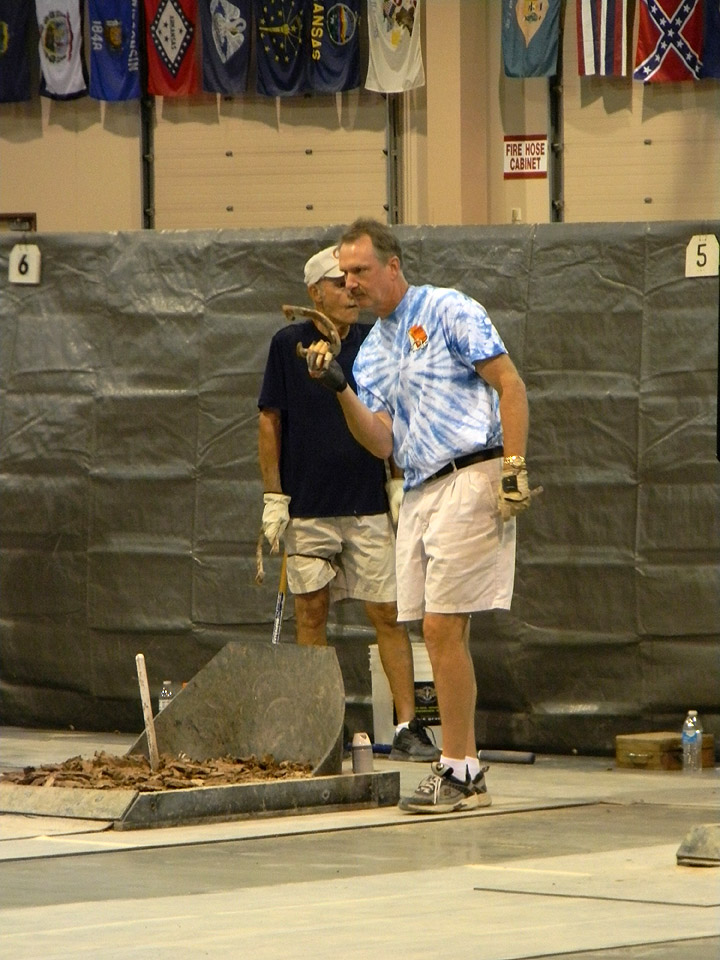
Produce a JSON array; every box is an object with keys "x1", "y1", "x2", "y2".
[{"x1": 303, "y1": 245, "x2": 343, "y2": 286}]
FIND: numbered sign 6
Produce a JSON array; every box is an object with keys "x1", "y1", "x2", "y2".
[{"x1": 8, "y1": 244, "x2": 42, "y2": 285}]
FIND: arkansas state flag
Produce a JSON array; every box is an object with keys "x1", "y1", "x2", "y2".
[
  {"x1": 144, "y1": 0, "x2": 199, "y2": 96},
  {"x1": 254, "y1": 0, "x2": 307, "y2": 96},
  {"x1": 502, "y1": 0, "x2": 562, "y2": 78},
  {"x1": 700, "y1": 0, "x2": 720, "y2": 78},
  {"x1": 576, "y1": 0, "x2": 630, "y2": 76},
  {"x1": 633, "y1": 0, "x2": 703, "y2": 82},
  {"x1": 0, "y1": 0, "x2": 32, "y2": 102},
  {"x1": 35, "y1": 0, "x2": 88, "y2": 100},
  {"x1": 365, "y1": 0, "x2": 425, "y2": 94},
  {"x1": 307, "y1": 0, "x2": 360, "y2": 93},
  {"x1": 88, "y1": 0, "x2": 141, "y2": 101},
  {"x1": 199, "y1": 0, "x2": 251, "y2": 94}
]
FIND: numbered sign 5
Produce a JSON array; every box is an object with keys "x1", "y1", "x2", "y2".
[
  {"x1": 685, "y1": 234, "x2": 719, "y2": 278},
  {"x1": 8, "y1": 244, "x2": 42, "y2": 285}
]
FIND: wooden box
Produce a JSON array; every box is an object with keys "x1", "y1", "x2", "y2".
[{"x1": 615, "y1": 731, "x2": 715, "y2": 771}]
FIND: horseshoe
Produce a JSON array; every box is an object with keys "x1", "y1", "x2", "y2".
[{"x1": 282, "y1": 304, "x2": 342, "y2": 359}]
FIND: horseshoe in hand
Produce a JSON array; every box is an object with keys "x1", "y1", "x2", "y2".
[{"x1": 282, "y1": 304, "x2": 342, "y2": 359}]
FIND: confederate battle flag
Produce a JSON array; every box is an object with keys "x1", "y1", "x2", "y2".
[{"x1": 633, "y1": 0, "x2": 703, "y2": 82}]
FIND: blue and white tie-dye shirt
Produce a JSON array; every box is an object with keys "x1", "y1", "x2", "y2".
[{"x1": 353, "y1": 285, "x2": 506, "y2": 489}]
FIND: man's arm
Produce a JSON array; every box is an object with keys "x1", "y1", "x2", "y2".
[
  {"x1": 474, "y1": 353, "x2": 528, "y2": 456},
  {"x1": 258, "y1": 408, "x2": 283, "y2": 492}
]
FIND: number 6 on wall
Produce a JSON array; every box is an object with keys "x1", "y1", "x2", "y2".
[
  {"x1": 8, "y1": 244, "x2": 42, "y2": 285},
  {"x1": 685, "y1": 234, "x2": 719, "y2": 278}
]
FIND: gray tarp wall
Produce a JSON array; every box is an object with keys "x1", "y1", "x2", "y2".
[{"x1": 1, "y1": 222, "x2": 718, "y2": 754}]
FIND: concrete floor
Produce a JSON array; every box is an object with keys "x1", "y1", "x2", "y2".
[{"x1": 0, "y1": 726, "x2": 718, "y2": 960}]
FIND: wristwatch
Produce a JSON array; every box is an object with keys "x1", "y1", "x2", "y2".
[{"x1": 503, "y1": 455, "x2": 526, "y2": 471}]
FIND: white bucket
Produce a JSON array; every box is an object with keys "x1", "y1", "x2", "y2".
[{"x1": 369, "y1": 643, "x2": 442, "y2": 748}]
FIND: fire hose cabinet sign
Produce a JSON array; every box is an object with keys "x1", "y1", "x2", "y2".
[{"x1": 503, "y1": 135, "x2": 548, "y2": 179}]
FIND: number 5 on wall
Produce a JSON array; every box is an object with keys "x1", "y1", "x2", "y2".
[
  {"x1": 8, "y1": 244, "x2": 42, "y2": 285},
  {"x1": 685, "y1": 234, "x2": 719, "y2": 278}
]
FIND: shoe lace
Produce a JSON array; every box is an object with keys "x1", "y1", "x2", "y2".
[{"x1": 409, "y1": 718, "x2": 436, "y2": 746}]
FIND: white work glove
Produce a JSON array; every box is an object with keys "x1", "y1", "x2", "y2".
[
  {"x1": 497, "y1": 467, "x2": 532, "y2": 522},
  {"x1": 262, "y1": 493, "x2": 290, "y2": 552},
  {"x1": 385, "y1": 478, "x2": 404, "y2": 526}
]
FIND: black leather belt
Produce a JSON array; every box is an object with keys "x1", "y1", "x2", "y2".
[{"x1": 424, "y1": 447, "x2": 503, "y2": 484}]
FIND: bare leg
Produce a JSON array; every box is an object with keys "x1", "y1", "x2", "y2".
[
  {"x1": 294, "y1": 585, "x2": 330, "y2": 646},
  {"x1": 423, "y1": 612, "x2": 476, "y2": 759},
  {"x1": 364, "y1": 601, "x2": 415, "y2": 723}
]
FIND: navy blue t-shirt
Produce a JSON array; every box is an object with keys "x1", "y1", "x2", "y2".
[{"x1": 258, "y1": 321, "x2": 388, "y2": 518}]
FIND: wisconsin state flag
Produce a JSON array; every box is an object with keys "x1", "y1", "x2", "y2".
[
  {"x1": 502, "y1": 0, "x2": 562, "y2": 78},
  {"x1": 35, "y1": 0, "x2": 88, "y2": 100},
  {"x1": 254, "y1": 0, "x2": 307, "y2": 96},
  {"x1": 199, "y1": 0, "x2": 252, "y2": 94},
  {"x1": 307, "y1": 0, "x2": 360, "y2": 93},
  {"x1": 0, "y1": 0, "x2": 32, "y2": 102},
  {"x1": 633, "y1": 0, "x2": 703, "y2": 82},
  {"x1": 144, "y1": 0, "x2": 199, "y2": 96},
  {"x1": 88, "y1": 0, "x2": 141, "y2": 101}
]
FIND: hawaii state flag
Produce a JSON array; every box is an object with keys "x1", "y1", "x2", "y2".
[
  {"x1": 199, "y1": 0, "x2": 252, "y2": 94},
  {"x1": 365, "y1": 0, "x2": 424, "y2": 93},
  {"x1": 88, "y1": 0, "x2": 141, "y2": 101},
  {"x1": 502, "y1": 0, "x2": 562, "y2": 78},
  {"x1": 307, "y1": 0, "x2": 360, "y2": 93},
  {"x1": 633, "y1": 0, "x2": 703, "y2": 82},
  {"x1": 35, "y1": 0, "x2": 88, "y2": 100},
  {"x1": 0, "y1": 0, "x2": 32, "y2": 102},
  {"x1": 144, "y1": 0, "x2": 199, "y2": 96},
  {"x1": 576, "y1": 0, "x2": 630, "y2": 76},
  {"x1": 254, "y1": 0, "x2": 307, "y2": 97},
  {"x1": 700, "y1": 0, "x2": 720, "y2": 78}
]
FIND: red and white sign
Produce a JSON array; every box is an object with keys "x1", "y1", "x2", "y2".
[{"x1": 503, "y1": 134, "x2": 548, "y2": 179}]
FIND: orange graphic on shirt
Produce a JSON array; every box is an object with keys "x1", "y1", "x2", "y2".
[{"x1": 408, "y1": 324, "x2": 428, "y2": 351}]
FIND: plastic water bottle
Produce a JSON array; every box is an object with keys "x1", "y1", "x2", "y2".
[
  {"x1": 158, "y1": 680, "x2": 174, "y2": 713},
  {"x1": 682, "y1": 709, "x2": 703, "y2": 774}
]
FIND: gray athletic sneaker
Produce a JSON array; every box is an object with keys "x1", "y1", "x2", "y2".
[
  {"x1": 398, "y1": 761, "x2": 492, "y2": 814},
  {"x1": 389, "y1": 718, "x2": 441, "y2": 762}
]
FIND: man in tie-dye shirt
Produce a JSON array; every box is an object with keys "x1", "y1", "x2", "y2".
[{"x1": 305, "y1": 219, "x2": 535, "y2": 814}]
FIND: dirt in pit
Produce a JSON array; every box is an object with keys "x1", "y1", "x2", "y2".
[{"x1": 0, "y1": 751, "x2": 313, "y2": 792}]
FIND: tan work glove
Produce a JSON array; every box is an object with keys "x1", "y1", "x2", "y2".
[
  {"x1": 497, "y1": 464, "x2": 532, "y2": 521},
  {"x1": 385, "y1": 478, "x2": 404, "y2": 526},
  {"x1": 262, "y1": 493, "x2": 291, "y2": 552}
]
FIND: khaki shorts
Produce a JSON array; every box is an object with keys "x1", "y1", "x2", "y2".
[
  {"x1": 395, "y1": 458, "x2": 516, "y2": 621},
  {"x1": 284, "y1": 513, "x2": 397, "y2": 604}
]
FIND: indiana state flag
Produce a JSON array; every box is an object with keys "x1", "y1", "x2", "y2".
[
  {"x1": 199, "y1": 0, "x2": 252, "y2": 94},
  {"x1": 308, "y1": 0, "x2": 360, "y2": 93},
  {"x1": 0, "y1": 0, "x2": 32, "y2": 102},
  {"x1": 88, "y1": 0, "x2": 141, "y2": 101},
  {"x1": 35, "y1": 0, "x2": 88, "y2": 100},
  {"x1": 701, "y1": 0, "x2": 720, "y2": 78},
  {"x1": 254, "y1": 0, "x2": 307, "y2": 96},
  {"x1": 502, "y1": 0, "x2": 562, "y2": 78}
]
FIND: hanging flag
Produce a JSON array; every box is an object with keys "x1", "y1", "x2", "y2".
[
  {"x1": 88, "y1": 0, "x2": 141, "y2": 101},
  {"x1": 307, "y1": 0, "x2": 360, "y2": 93},
  {"x1": 633, "y1": 0, "x2": 703, "y2": 82},
  {"x1": 144, "y1": 0, "x2": 199, "y2": 96},
  {"x1": 700, "y1": 0, "x2": 720, "y2": 78},
  {"x1": 365, "y1": 0, "x2": 424, "y2": 93},
  {"x1": 576, "y1": 0, "x2": 629, "y2": 77},
  {"x1": 0, "y1": 0, "x2": 32, "y2": 103},
  {"x1": 502, "y1": 0, "x2": 562, "y2": 78},
  {"x1": 254, "y1": 0, "x2": 307, "y2": 96},
  {"x1": 35, "y1": 0, "x2": 88, "y2": 100},
  {"x1": 199, "y1": 0, "x2": 252, "y2": 94}
]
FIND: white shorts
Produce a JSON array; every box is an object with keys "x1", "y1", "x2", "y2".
[
  {"x1": 284, "y1": 513, "x2": 397, "y2": 604},
  {"x1": 395, "y1": 458, "x2": 516, "y2": 621}
]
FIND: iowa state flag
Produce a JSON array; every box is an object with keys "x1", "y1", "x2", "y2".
[
  {"x1": 576, "y1": 0, "x2": 630, "y2": 76},
  {"x1": 365, "y1": 0, "x2": 425, "y2": 94},
  {"x1": 700, "y1": 0, "x2": 720, "y2": 78},
  {"x1": 254, "y1": 0, "x2": 307, "y2": 96},
  {"x1": 88, "y1": 0, "x2": 141, "y2": 101},
  {"x1": 633, "y1": 0, "x2": 703, "y2": 82},
  {"x1": 35, "y1": 0, "x2": 88, "y2": 99},
  {"x1": 502, "y1": 0, "x2": 562, "y2": 77},
  {"x1": 144, "y1": 0, "x2": 199, "y2": 96},
  {"x1": 199, "y1": 0, "x2": 251, "y2": 94},
  {"x1": 307, "y1": 0, "x2": 360, "y2": 93},
  {"x1": 0, "y1": 0, "x2": 32, "y2": 102}
]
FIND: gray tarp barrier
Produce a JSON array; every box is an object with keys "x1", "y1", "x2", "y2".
[{"x1": 1, "y1": 222, "x2": 718, "y2": 754}]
